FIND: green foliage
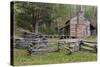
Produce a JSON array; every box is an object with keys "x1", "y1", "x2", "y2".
[
  {"x1": 38, "y1": 26, "x2": 57, "y2": 34},
  {"x1": 14, "y1": 1, "x2": 72, "y2": 34},
  {"x1": 13, "y1": 1, "x2": 97, "y2": 35}
]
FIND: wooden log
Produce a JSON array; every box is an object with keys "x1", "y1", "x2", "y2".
[
  {"x1": 63, "y1": 46, "x2": 70, "y2": 50},
  {"x1": 83, "y1": 40, "x2": 97, "y2": 44},
  {"x1": 58, "y1": 39, "x2": 80, "y2": 43},
  {"x1": 83, "y1": 42, "x2": 96, "y2": 48},
  {"x1": 81, "y1": 45, "x2": 95, "y2": 51}
]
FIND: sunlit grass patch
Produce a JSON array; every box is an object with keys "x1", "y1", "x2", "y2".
[{"x1": 13, "y1": 48, "x2": 97, "y2": 66}]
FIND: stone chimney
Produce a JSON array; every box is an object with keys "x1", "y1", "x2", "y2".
[{"x1": 77, "y1": 6, "x2": 84, "y2": 17}]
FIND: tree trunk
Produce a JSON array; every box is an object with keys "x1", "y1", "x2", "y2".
[
  {"x1": 32, "y1": 10, "x2": 36, "y2": 33},
  {"x1": 32, "y1": 8, "x2": 39, "y2": 33},
  {"x1": 32, "y1": 22, "x2": 36, "y2": 33}
]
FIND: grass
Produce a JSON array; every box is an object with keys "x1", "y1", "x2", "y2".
[
  {"x1": 13, "y1": 36, "x2": 97, "y2": 66},
  {"x1": 85, "y1": 35, "x2": 97, "y2": 42},
  {"x1": 13, "y1": 48, "x2": 97, "y2": 66}
]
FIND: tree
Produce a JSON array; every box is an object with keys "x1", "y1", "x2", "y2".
[
  {"x1": 13, "y1": 1, "x2": 97, "y2": 35},
  {"x1": 14, "y1": 2, "x2": 47, "y2": 32}
]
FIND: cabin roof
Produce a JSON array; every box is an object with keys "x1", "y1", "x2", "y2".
[{"x1": 59, "y1": 15, "x2": 95, "y2": 30}]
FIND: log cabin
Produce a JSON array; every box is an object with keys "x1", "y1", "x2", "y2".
[{"x1": 59, "y1": 11, "x2": 96, "y2": 38}]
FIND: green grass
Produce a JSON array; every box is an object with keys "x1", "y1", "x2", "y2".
[
  {"x1": 13, "y1": 48, "x2": 97, "y2": 66},
  {"x1": 13, "y1": 37, "x2": 97, "y2": 66},
  {"x1": 85, "y1": 35, "x2": 97, "y2": 42}
]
